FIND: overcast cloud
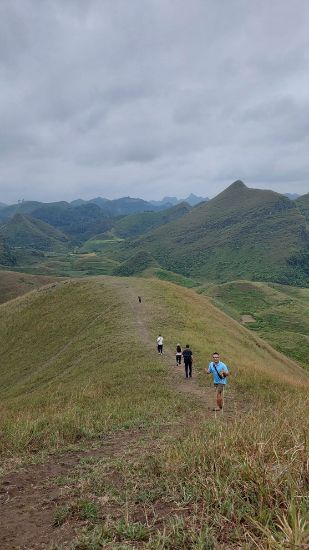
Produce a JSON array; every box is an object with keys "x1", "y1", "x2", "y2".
[{"x1": 0, "y1": 0, "x2": 309, "y2": 203}]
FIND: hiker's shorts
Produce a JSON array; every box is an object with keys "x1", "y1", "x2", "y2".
[{"x1": 214, "y1": 384, "x2": 224, "y2": 394}]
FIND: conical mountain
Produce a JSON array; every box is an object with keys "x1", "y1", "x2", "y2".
[
  {"x1": 0, "y1": 213, "x2": 69, "y2": 251},
  {"x1": 117, "y1": 181, "x2": 308, "y2": 284}
]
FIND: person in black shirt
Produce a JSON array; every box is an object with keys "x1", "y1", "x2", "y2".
[
  {"x1": 182, "y1": 344, "x2": 193, "y2": 378},
  {"x1": 175, "y1": 344, "x2": 182, "y2": 365}
]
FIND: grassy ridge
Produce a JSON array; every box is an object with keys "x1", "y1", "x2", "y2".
[
  {"x1": 1, "y1": 276, "x2": 308, "y2": 547},
  {"x1": 32, "y1": 276, "x2": 308, "y2": 550},
  {"x1": 129, "y1": 278, "x2": 306, "y2": 395},
  {"x1": 0, "y1": 278, "x2": 185, "y2": 457}
]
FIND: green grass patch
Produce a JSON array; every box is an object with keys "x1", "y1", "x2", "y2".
[{"x1": 203, "y1": 280, "x2": 309, "y2": 370}]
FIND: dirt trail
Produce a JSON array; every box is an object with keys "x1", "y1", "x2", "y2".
[
  {"x1": 0, "y1": 277, "x2": 238, "y2": 549},
  {"x1": 0, "y1": 428, "x2": 164, "y2": 550},
  {"x1": 108, "y1": 277, "x2": 238, "y2": 416}
]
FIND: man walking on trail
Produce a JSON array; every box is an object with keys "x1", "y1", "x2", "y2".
[
  {"x1": 182, "y1": 344, "x2": 193, "y2": 378},
  {"x1": 157, "y1": 334, "x2": 164, "y2": 354},
  {"x1": 206, "y1": 352, "x2": 229, "y2": 411}
]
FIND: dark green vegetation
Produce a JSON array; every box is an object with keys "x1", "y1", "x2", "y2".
[
  {"x1": 108, "y1": 181, "x2": 309, "y2": 285},
  {"x1": 106, "y1": 202, "x2": 191, "y2": 239},
  {"x1": 113, "y1": 250, "x2": 157, "y2": 276},
  {"x1": 1, "y1": 276, "x2": 307, "y2": 548},
  {"x1": 0, "y1": 213, "x2": 69, "y2": 251},
  {"x1": 25, "y1": 202, "x2": 112, "y2": 242},
  {"x1": 202, "y1": 280, "x2": 309, "y2": 370},
  {"x1": 0, "y1": 235, "x2": 16, "y2": 266},
  {"x1": 295, "y1": 192, "x2": 309, "y2": 224}
]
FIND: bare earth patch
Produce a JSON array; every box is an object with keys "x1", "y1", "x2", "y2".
[{"x1": 241, "y1": 314, "x2": 256, "y2": 323}]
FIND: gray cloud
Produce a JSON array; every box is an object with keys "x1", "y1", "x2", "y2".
[{"x1": 0, "y1": 0, "x2": 309, "y2": 204}]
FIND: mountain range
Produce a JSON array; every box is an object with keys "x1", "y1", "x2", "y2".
[
  {"x1": 102, "y1": 181, "x2": 309, "y2": 285},
  {"x1": 0, "y1": 181, "x2": 308, "y2": 285}
]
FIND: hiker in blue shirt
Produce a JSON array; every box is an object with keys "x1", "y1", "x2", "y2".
[{"x1": 206, "y1": 352, "x2": 229, "y2": 411}]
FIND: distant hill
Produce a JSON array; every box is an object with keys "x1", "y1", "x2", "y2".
[
  {"x1": 285, "y1": 193, "x2": 300, "y2": 200},
  {"x1": 0, "y1": 214, "x2": 69, "y2": 251},
  {"x1": 0, "y1": 198, "x2": 165, "y2": 242},
  {"x1": 107, "y1": 202, "x2": 191, "y2": 239},
  {"x1": 0, "y1": 202, "x2": 7, "y2": 210},
  {"x1": 99, "y1": 196, "x2": 163, "y2": 216},
  {"x1": 295, "y1": 192, "x2": 309, "y2": 224},
  {"x1": 114, "y1": 181, "x2": 309, "y2": 285},
  {"x1": 29, "y1": 202, "x2": 112, "y2": 242},
  {"x1": 113, "y1": 250, "x2": 157, "y2": 276},
  {"x1": 0, "y1": 201, "x2": 45, "y2": 221},
  {"x1": 72, "y1": 196, "x2": 163, "y2": 215}
]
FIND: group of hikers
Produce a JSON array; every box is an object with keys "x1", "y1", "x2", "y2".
[{"x1": 156, "y1": 334, "x2": 229, "y2": 412}]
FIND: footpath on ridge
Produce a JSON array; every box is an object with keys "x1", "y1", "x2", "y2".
[
  {"x1": 0, "y1": 277, "x2": 239, "y2": 549},
  {"x1": 108, "y1": 277, "x2": 239, "y2": 419}
]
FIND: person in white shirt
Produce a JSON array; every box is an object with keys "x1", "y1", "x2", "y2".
[{"x1": 157, "y1": 335, "x2": 164, "y2": 354}]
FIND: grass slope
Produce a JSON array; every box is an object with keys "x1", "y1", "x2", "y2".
[
  {"x1": 202, "y1": 280, "x2": 309, "y2": 370},
  {"x1": 112, "y1": 181, "x2": 309, "y2": 285},
  {"x1": 0, "y1": 270, "x2": 61, "y2": 304},
  {"x1": 0, "y1": 276, "x2": 306, "y2": 456},
  {"x1": 0, "y1": 278, "x2": 186, "y2": 456},
  {"x1": 0, "y1": 276, "x2": 308, "y2": 548}
]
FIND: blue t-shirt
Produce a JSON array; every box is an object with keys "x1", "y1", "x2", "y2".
[{"x1": 208, "y1": 361, "x2": 229, "y2": 385}]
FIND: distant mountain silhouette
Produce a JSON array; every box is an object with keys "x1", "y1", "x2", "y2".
[
  {"x1": 150, "y1": 193, "x2": 208, "y2": 207},
  {"x1": 285, "y1": 193, "x2": 300, "y2": 200}
]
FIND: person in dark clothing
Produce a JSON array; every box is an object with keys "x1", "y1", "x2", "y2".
[
  {"x1": 182, "y1": 344, "x2": 193, "y2": 378},
  {"x1": 138, "y1": 296, "x2": 142, "y2": 303},
  {"x1": 176, "y1": 344, "x2": 182, "y2": 365}
]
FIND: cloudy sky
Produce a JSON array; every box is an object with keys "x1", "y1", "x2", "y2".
[{"x1": 0, "y1": 0, "x2": 309, "y2": 204}]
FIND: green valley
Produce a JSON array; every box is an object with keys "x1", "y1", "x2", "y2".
[{"x1": 202, "y1": 280, "x2": 309, "y2": 370}]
